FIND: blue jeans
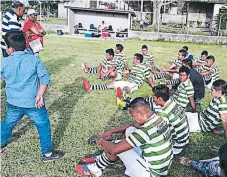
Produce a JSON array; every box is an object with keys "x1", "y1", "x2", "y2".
[
  {"x1": 1, "y1": 103, "x2": 52, "y2": 154},
  {"x1": 2, "y1": 48, "x2": 9, "y2": 57}
]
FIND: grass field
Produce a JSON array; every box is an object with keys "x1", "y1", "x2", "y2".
[{"x1": 1, "y1": 36, "x2": 227, "y2": 177}]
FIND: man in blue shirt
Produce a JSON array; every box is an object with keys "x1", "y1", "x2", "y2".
[{"x1": 0, "y1": 31, "x2": 64, "y2": 162}]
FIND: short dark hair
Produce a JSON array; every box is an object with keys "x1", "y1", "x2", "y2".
[
  {"x1": 105, "y1": 48, "x2": 114, "y2": 57},
  {"x1": 4, "y1": 31, "x2": 26, "y2": 51},
  {"x1": 134, "y1": 53, "x2": 143, "y2": 63},
  {"x1": 201, "y1": 50, "x2": 208, "y2": 56},
  {"x1": 129, "y1": 97, "x2": 150, "y2": 110},
  {"x1": 179, "y1": 65, "x2": 190, "y2": 75},
  {"x1": 12, "y1": 1, "x2": 24, "y2": 8},
  {"x1": 152, "y1": 85, "x2": 170, "y2": 102},
  {"x1": 182, "y1": 46, "x2": 188, "y2": 51},
  {"x1": 116, "y1": 44, "x2": 124, "y2": 52},
  {"x1": 218, "y1": 143, "x2": 227, "y2": 176},
  {"x1": 212, "y1": 79, "x2": 227, "y2": 95},
  {"x1": 179, "y1": 49, "x2": 187, "y2": 58},
  {"x1": 207, "y1": 55, "x2": 215, "y2": 62},
  {"x1": 142, "y1": 45, "x2": 148, "y2": 50},
  {"x1": 182, "y1": 59, "x2": 193, "y2": 69}
]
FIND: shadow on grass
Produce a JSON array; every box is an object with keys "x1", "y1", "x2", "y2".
[
  {"x1": 48, "y1": 76, "x2": 85, "y2": 149},
  {"x1": 44, "y1": 56, "x2": 76, "y2": 75}
]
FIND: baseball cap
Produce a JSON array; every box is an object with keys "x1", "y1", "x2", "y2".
[
  {"x1": 27, "y1": 9, "x2": 38, "y2": 16},
  {"x1": 13, "y1": 0, "x2": 30, "y2": 7}
]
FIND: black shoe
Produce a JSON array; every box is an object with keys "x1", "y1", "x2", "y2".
[
  {"x1": 0, "y1": 144, "x2": 8, "y2": 153},
  {"x1": 42, "y1": 152, "x2": 65, "y2": 163}
]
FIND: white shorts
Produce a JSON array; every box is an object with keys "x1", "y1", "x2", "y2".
[
  {"x1": 118, "y1": 127, "x2": 151, "y2": 177},
  {"x1": 114, "y1": 73, "x2": 122, "y2": 81},
  {"x1": 186, "y1": 112, "x2": 202, "y2": 132},
  {"x1": 113, "y1": 81, "x2": 139, "y2": 93}
]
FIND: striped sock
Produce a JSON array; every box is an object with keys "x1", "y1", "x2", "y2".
[
  {"x1": 90, "y1": 84, "x2": 108, "y2": 90},
  {"x1": 154, "y1": 72, "x2": 168, "y2": 80},
  {"x1": 96, "y1": 152, "x2": 115, "y2": 170},
  {"x1": 88, "y1": 67, "x2": 98, "y2": 74},
  {"x1": 160, "y1": 79, "x2": 180, "y2": 85}
]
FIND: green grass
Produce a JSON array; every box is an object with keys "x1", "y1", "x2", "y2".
[
  {"x1": 43, "y1": 17, "x2": 67, "y2": 25},
  {"x1": 1, "y1": 36, "x2": 227, "y2": 177}
]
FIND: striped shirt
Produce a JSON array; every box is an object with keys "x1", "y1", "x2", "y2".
[
  {"x1": 126, "y1": 114, "x2": 173, "y2": 176},
  {"x1": 142, "y1": 53, "x2": 154, "y2": 66},
  {"x1": 199, "y1": 95, "x2": 227, "y2": 132},
  {"x1": 173, "y1": 79, "x2": 194, "y2": 108},
  {"x1": 158, "y1": 99, "x2": 189, "y2": 154},
  {"x1": 145, "y1": 97, "x2": 162, "y2": 112},
  {"x1": 114, "y1": 52, "x2": 127, "y2": 63},
  {"x1": 197, "y1": 64, "x2": 219, "y2": 81},
  {"x1": 1, "y1": 9, "x2": 22, "y2": 50},
  {"x1": 172, "y1": 59, "x2": 182, "y2": 70},
  {"x1": 195, "y1": 57, "x2": 207, "y2": 66},
  {"x1": 101, "y1": 58, "x2": 125, "y2": 75},
  {"x1": 128, "y1": 63, "x2": 152, "y2": 87}
]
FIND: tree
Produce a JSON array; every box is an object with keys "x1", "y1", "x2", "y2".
[{"x1": 152, "y1": 0, "x2": 163, "y2": 29}]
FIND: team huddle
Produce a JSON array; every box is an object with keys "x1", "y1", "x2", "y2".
[{"x1": 78, "y1": 44, "x2": 227, "y2": 177}]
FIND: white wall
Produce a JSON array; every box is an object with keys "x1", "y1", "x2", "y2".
[
  {"x1": 58, "y1": 3, "x2": 67, "y2": 19},
  {"x1": 162, "y1": 14, "x2": 187, "y2": 24},
  {"x1": 73, "y1": 11, "x2": 128, "y2": 32}
]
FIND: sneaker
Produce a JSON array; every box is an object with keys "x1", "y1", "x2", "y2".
[
  {"x1": 213, "y1": 128, "x2": 224, "y2": 136},
  {"x1": 83, "y1": 78, "x2": 90, "y2": 91},
  {"x1": 75, "y1": 163, "x2": 102, "y2": 177},
  {"x1": 0, "y1": 144, "x2": 8, "y2": 153},
  {"x1": 81, "y1": 155, "x2": 97, "y2": 163},
  {"x1": 42, "y1": 152, "x2": 65, "y2": 163},
  {"x1": 82, "y1": 63, "x2": 88, "y2": 73},
  {"x1": 116, "y1": 87, "x2": 122, "y2": 99}
]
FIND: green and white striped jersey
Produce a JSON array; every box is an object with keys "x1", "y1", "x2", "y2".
[
  {"x1": 173, "y1": 79, "x2": 194, "y2": 108},
  {"x1": 126, "y1": 113, "x2": 173, "y2": 176},
  {"x1": 158, "y1": 99, "x2": 189, "y2": 154},
  {"x1": 197, "y1": 64, "x2": 219, "y2": 81},
  {"x1": 101, "y1": 57, "x2": 125, "y2": 75},
  {"x1": 128, "y1": 63, "x2": 152, "y2": 87},
  {"x1": 142, "y1": 53, "x2": 154, "y2": 66},
  {"x1": 199, "y1": 95, "x2": 227, "y2": 132}
]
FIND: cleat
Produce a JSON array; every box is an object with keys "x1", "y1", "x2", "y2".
[
  {"x1": 213, "y1": 129, "x2": 224, "y2": 136},
  {"x1": 116, "y1": 87, "x2": 122, "y2": 99},
  {"x1": 83, "y1": 78, "x2": 90, "y2": 91},
  {"x1": 42, "y1": 152, "x2": 65, "y2": 163},
  {"x1": 75, "y1": 164, "x2": 102, "y2": 177},
  {"x1": 81, "y1": 155, "x2": 97, "y2": 164}
]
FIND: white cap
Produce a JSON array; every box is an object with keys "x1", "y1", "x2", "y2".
[
  {"x1": 13, "y1": 0, "x2": 30, "y2": 7},
  {"x1": 27, "y1": 9, "x2": 38, "y2": 16}
]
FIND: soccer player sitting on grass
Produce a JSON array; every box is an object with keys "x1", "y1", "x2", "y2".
[
  {"x1": 0, "y1": 31, "x2": 64, "y2": 162},
  {"x1": 160, "y1": 59, "x2": 205, "y2": 112},
  {"x1": 114, "y1": 44, "x2": 129, "y2": 71},
  {"x1": 178, "y1": 143, "x2": 227, "y2": 177},
  {"x1": 82, "y1": 48, "x2": 124, "y2": 80},
  {"x1": 193, "y1": 50, "x2": 208, "y2": 68},
  {"x1": 141, "y1": 45, "x2": 158, "y2": 74},
  {"x1": 75, "y1": 98, "x2": 173, "y2": 177},
  {"x1": 197, "y1": 55, "x2": 219, "y2": 89},
  {"x1": 186, "y1": 79, "x2": 227, "y2": 138},
  {"x1": 153, "y1": 49, "x2": 187, "y2": 80},
  {"x1": 83, "y1": 53, "x2": 154, "y2": 93},
  {"x1": 117, "y1": 85, "x2": 190, "y2": 155}
]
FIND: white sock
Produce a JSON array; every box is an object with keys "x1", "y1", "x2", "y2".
[{"x1": 44, "y1": 152, "x2": 52, "y2": 157}]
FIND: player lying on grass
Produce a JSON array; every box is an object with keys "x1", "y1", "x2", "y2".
[
  {"x1": 178, "y1": 143, "x2": 227, "y2": 177},
  {"x1": 75, "y1": 98, "x2": 173, "y2": 177},
  {"x1": 83, "y1": 53, "x2": 154, "y2": 93},
  {"x1": 82, "y1": 48, "x2": 124, "y2": 80},
  {"x1": 186, "y1": 79, "x2": 227, "y2": 139},
  {"x1": 117, "y1": 85, "x2": 189, "y2": 155},
  {"x1": 197, "y1": 55, "x2": 219, "y2": 89}
]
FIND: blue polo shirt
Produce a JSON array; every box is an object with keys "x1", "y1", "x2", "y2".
[{"x1": 1, "y1": 51, "x2": 50, "y2": 108}]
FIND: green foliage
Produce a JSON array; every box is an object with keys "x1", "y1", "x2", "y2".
[
  {"x1": 215, "y1": 8, "x2": 227, "y2": 30},
  {"x1": 1, "y1": 36, "x2": 227, "y2": 177}
]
